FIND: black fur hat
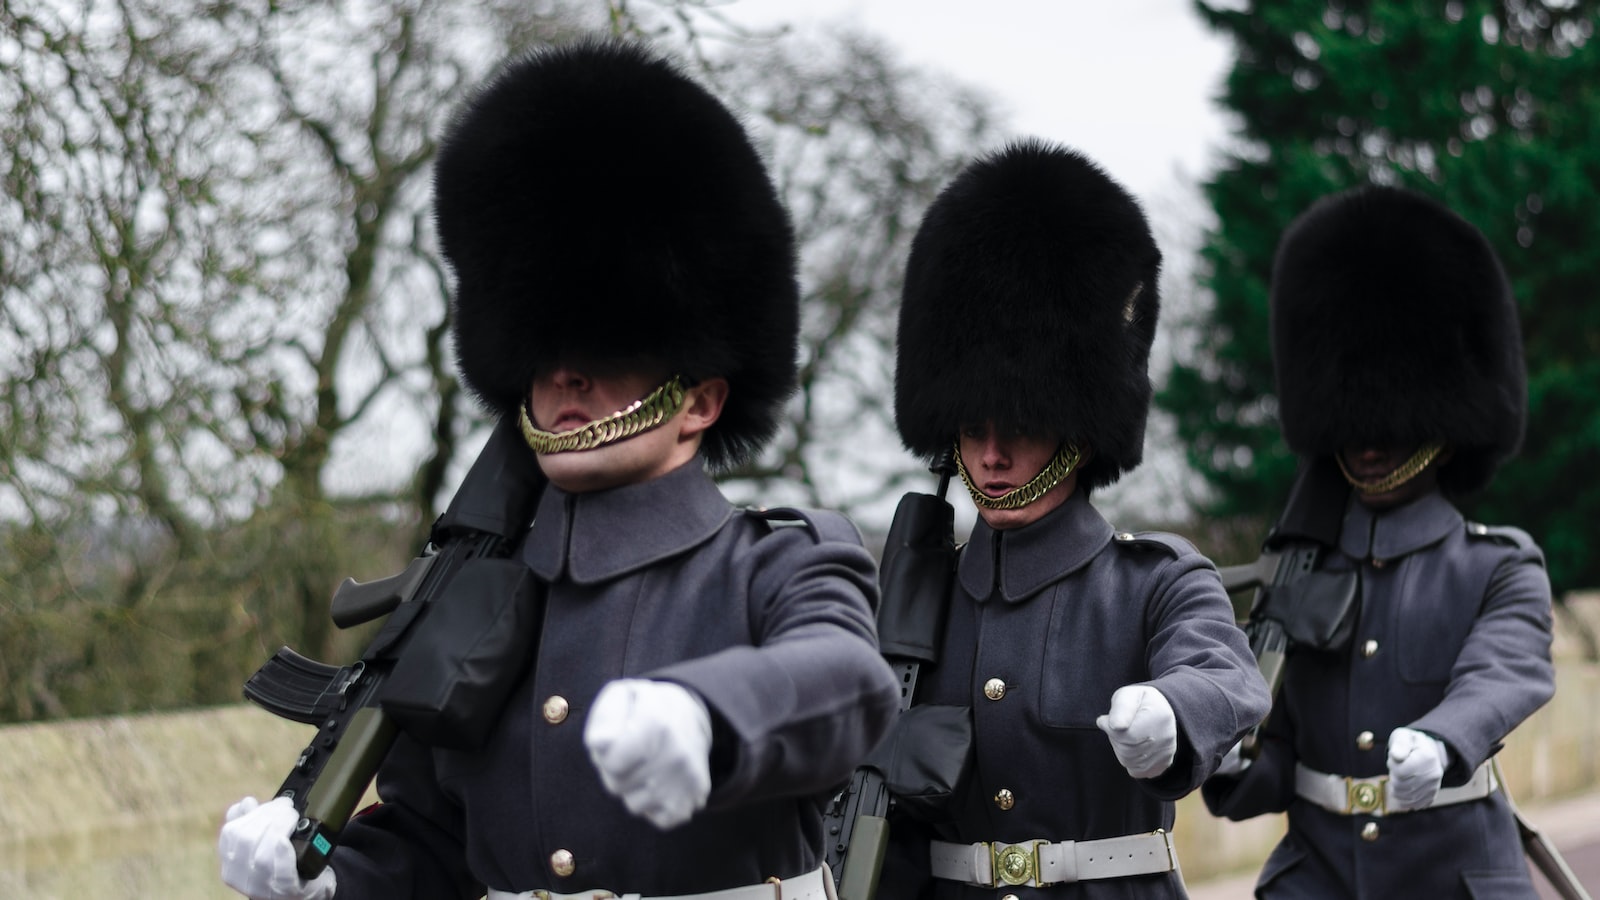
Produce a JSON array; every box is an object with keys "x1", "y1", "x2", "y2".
[
  {"x1": 1271, "y1": 184, "x2": 1525, "y2": 494},
  {"x1": 436, "y1": 39, "x2": 799, "y2": 469},
  {"x1": 894, "y1": 140, "x2": 1161, "y2": 490}
]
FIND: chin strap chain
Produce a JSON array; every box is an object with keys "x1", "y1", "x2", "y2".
[
  {"x1": 519, "y1": 376, "x2": 687, "y2": 454},
  {"x1": 955, "y1": 441, "x2": 1082, "y2": 511},
  {"x1": 1337, "y1": 443, "x2": 1444, "y2": 495}
]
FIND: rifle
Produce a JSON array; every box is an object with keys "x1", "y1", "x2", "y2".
[
  {"x1": 825, "y1": 451, "x2": 961, "y2": 900},
  {"x1": 1215, "y1": 457, "x2": 1355, "y2": 757},
  {"x1": 242, "y1": 415, "x2": 546, "y2": 879},
  {"x1": 1507, "y1": 766, "x2": 1594, "y2": 900}
]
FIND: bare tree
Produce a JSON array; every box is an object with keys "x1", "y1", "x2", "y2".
[
  {"x1": 0, "y1": 0, "x2": 298, "y2": 716},
  {"x1": 0, "y1": 0, "x2": 594, "y2": 710},
  {"x1": 216, "y1": 0, "x2": 594, "y2": 657},
  {"x1": 0, "y1": 0, "x2": 999, "y2": 720}
]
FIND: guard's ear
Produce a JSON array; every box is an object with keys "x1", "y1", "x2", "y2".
[{"x1": 678, "y1": 377, "x2": 729, "y2": 440}]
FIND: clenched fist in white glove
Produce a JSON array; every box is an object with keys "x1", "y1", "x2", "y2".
[
  {"x1": 584, "y1": 678, "x2": 713, "y2": 830},
  {"x1": 1096, "y1": 684, "x2": 1178, "y2": 780},
  {"x1": 217, "y1": 796, "x2": 337, "y2": 900},
  {"x1": 1387, "y1": 727, "x2": 1449, "y2": 811}
]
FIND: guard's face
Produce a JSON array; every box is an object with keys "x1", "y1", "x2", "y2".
[
  {"x1": 1340, "y1": 444, "x2": 1445, "y2": 510},
  {"x1": 958, "y1": 421, "x2": 1077, "y2": 530},
  {"x1": 528, "y1": 363, "x2": 706, "y2": 493}
]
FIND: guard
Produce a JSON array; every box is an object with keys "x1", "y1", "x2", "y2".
[
  {"x1": 1202, "y1": 185, "x2": 1556, "y2": 899},
  {"x1": 881, "y1": 140, "x2": 1270, "y2": 899},
  {"x1": 217, "y1": 38, "x2": 899, "y2": 900}
]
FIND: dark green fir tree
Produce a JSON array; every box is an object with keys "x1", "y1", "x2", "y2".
[{"x1": 1164, "y1": 0, "x2": 1600, "y2": 599}]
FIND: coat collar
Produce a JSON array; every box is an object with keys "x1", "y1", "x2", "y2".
[
  {"x1": 521, "y1": 459, "x2": 733, "y2": 585},
  {"x1": 958, "y1": 490, "x2": 1113, "y2": 604},
  {"x1": 1338, "y1": 489, "x2": 1461, "y2": 562}
]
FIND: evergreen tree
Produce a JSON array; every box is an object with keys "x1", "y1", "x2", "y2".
[{"x1": 1163, "y1": 0, "x2": 1600, "y2": 594}]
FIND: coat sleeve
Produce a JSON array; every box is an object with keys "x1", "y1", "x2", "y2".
[
  {"x1": 1409, "y1": 538, "x2": 1555, "y2": 783},
  {"x1": 1200, "y1": 701, "x2": 1298, "y2": 821},
  {"x1": 647, "y1": 512, "x2": 901, "y2": 808},
  {"x1": 1136, "y1": 539, "x2": 1274, "y2": 799},
  {"x1": 326, "y1": 734, "x2": 484, "y2": 900}
]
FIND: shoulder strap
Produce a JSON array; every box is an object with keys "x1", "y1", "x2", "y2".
[
  {"x1": 1464, "y1": 521, "x2": 1536, "y2": 551},
  {"x1": 1110, "y1": 530, "x2": 1191, "y2": 559},
  {"x1": 747, "y1": 506, "x2": 863, "y2": 545}
]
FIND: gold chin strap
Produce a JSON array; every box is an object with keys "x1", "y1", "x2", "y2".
[
  {"x1": 519, "y1": 375, "x2": 688, "y2": 454},
  {"x1": 955, "y1": 439, "x2": 1083, "y2": 511},
  {"x1": 1337, "y1": 442, "x2": 1445, "y2": 494}
]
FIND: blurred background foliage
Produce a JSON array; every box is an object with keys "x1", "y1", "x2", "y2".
[
  {"x1": 1162, "y1": 0, "x2": 1600, "y2": 599},
  {"x1": 2, "y1": 0, "x2": 1595, "y2": 723}
]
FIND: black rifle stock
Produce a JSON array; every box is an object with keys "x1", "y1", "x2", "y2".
[
  {"x1": 1513, "y1": 797, "x2": 1594, "y2": 900},
  {"x1": 1214, "y1": 457, "x2": 1351, "y2": 759},
  {"x1": 242, "y1": 416, "x2": 545, "y2": 879},
  {"x1": 826, "y1": 452, "x2": 959, "y2": 900},
  {"x1": 1216, "y1": 545, "x2": 1316, "y2": 757}
]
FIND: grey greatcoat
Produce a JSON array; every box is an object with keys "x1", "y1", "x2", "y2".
[
  {"x1": 1202, "y1": 490, "x2": 1555, "y2": 898},
  {"x1": 327, "y1": 461, "x2": 901, "y2": 899},
  {"x1": 889, "y1": 491, "x2": 1270, "y2": 900}
]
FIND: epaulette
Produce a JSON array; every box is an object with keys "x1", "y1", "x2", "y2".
[
  {"x1": 747, "y1": 506, "x2": 863, "y2": 546},
  {"x1": 1464, "y1": 521, "x2": 1535, "y2": 550},
  {"x1": 1109, "y1": 530, "x2": 1192, "y2": 559}
]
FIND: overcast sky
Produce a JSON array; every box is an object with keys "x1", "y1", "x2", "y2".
[{"x1": 722, "y1": 0, "x2": 1241, "y2": 203}]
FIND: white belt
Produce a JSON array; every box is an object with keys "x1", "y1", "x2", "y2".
[
  {"x1": 487, "y1": 864, "x2": 834, "y2": 900},
  {"x1": 929, "y1": 831, "x2": 1178, "y2": 887},
  {"x1": 1294, "y1": 760, "x2": 1498, "y2": 817}
]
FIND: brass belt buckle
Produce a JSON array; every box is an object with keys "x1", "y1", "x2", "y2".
[
  {"x1": 990, "y1": 841, "x2": 1045, "y2": 887},
  {"x1": 1346, "y1": 776, "x2": 1386, "y2": 816}
]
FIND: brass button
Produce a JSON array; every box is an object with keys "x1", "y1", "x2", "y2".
[
  {"x1": 1362, "y1": 639, "x2": 1379, "y2": 658},
  {"x1": 1371, "y1": 558, "x2": 1387, "y2": 569},
  {"x1": 1002, "y1": 895, "x2": 1020, "y2": 900},
  {"x1": 542, "y1": 695, "x2": 570, "y2": 724},
  {"x1": 550, "y1": 848, "x2": 576, "y2": 877},
  {"x1": 994, "y1": 788, "x2": 1015, "y2": 810},
  {"x1": 984, "y1": 678, "x2": 1007, "y2": 701},
  {"x1": 1361, "y1": 822, "x2": 1380, "y2": 842},
  {"x1": 1115, "y1": 532, "x2": 1134, "y2": 542},
  {"x1": 1357, "y1": 730, "x2": 1375, "y2": 751}
]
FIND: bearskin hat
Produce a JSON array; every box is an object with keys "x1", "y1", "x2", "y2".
[
  {"x1": 894, "y1": 140, "x2": 1162, "y2": 491},
  {"x1": 436, "y1": 39, "x2": 799, "y2": 470},
  {"x1": 1271, "y1": 185, "x2": 1525, "y2": 494}
]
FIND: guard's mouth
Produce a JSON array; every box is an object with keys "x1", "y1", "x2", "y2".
[{"x1": 550, "y1": 408, "x2": 591, "y2": 431}]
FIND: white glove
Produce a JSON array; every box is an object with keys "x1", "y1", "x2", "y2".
[
  {"x1": 1387, "y1": 727, "x2": 1449, "y2": 811},
  {"x1": 1096, "y1": 684, "x2": 1178, "y2": 780},
  {"x1": 584, "y1": 678, "x2": 713, "y2": 829},
  {"x1": 1214, "y1": 738, "x2": 1252, "y2": 778},
  {"x1": 217, "y1": 796, "x2": 337, "y2": 900}
]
